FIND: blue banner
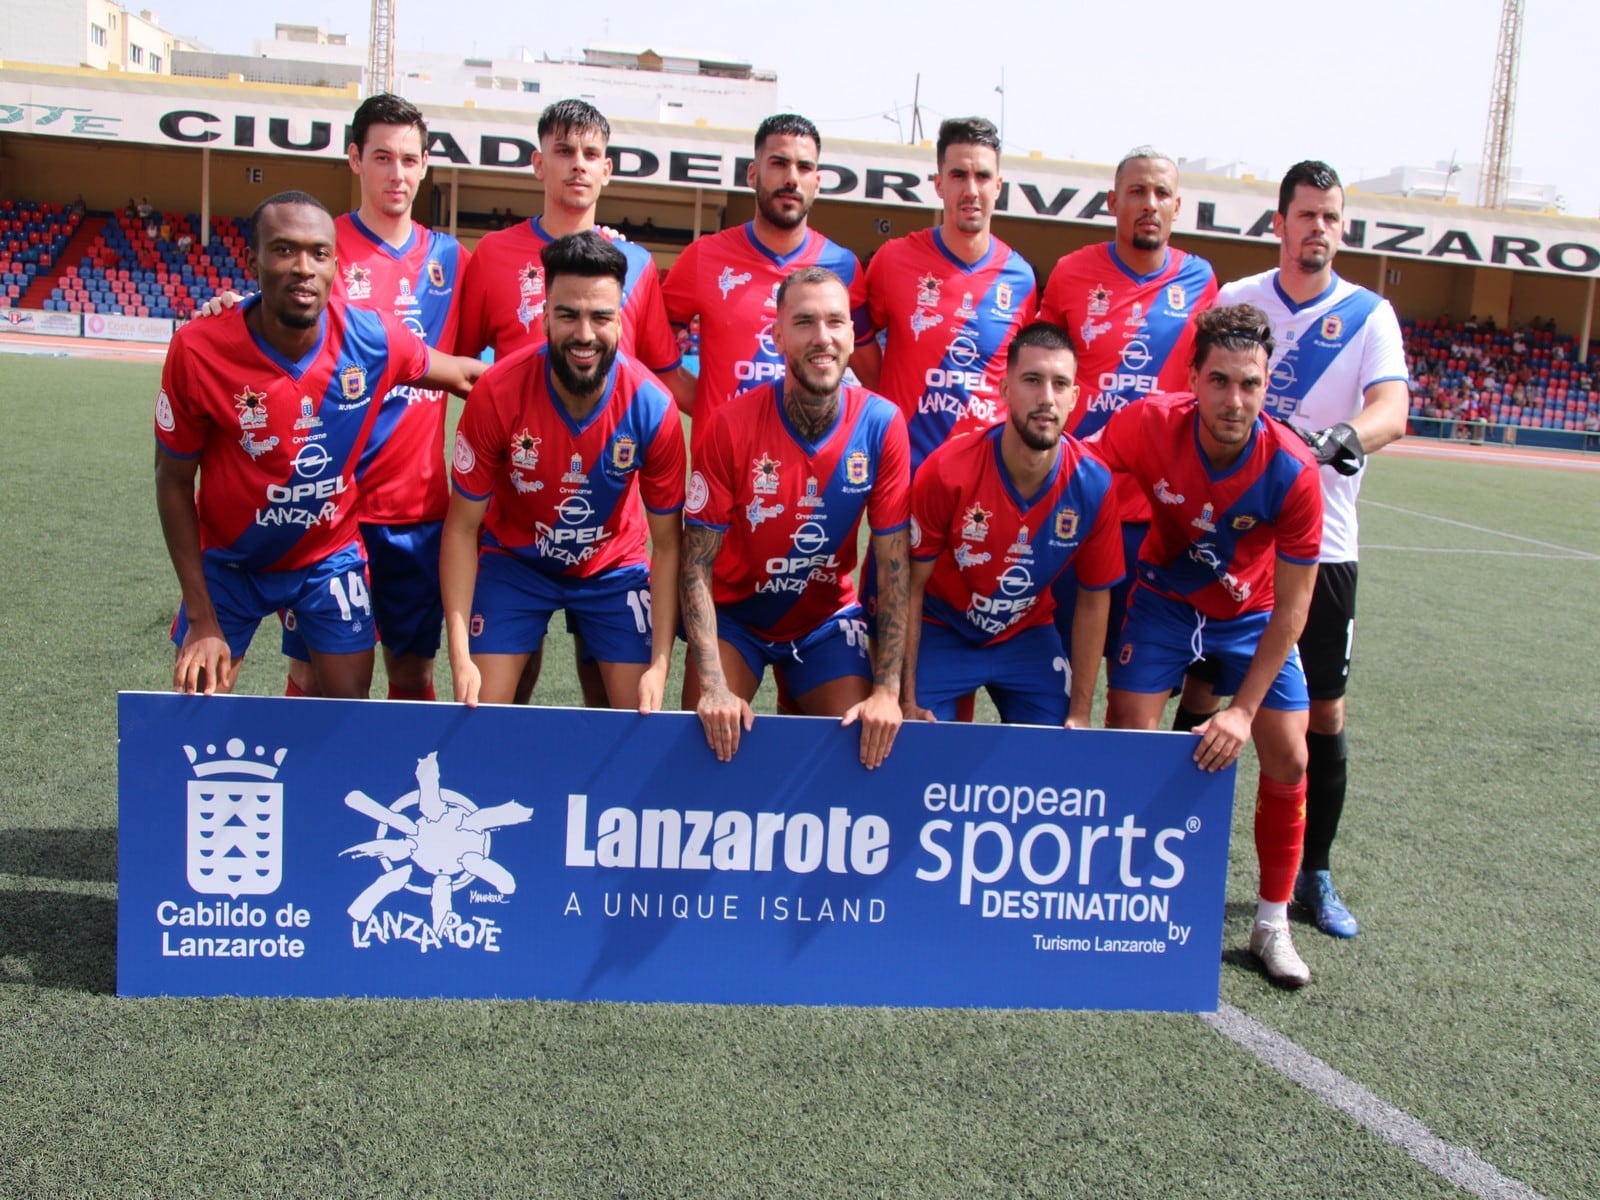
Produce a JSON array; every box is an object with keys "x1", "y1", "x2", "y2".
[{"x1": 117, "y1": 693, "x2": 1236, "y2": 1011}]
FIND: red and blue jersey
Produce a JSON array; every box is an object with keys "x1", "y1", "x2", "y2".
[
  {"x1": 662, "y1": 223, "x2": 869, "y2": 458},
  {"x1": 1093, "y1": 394, "x2": 1323, "y2": 620},
  {"x1": 450, "y1": 347, "x2": 686, "y2": 579},
  {"x1": 334, "y1": 212, "x2": 467, "y2": 525},
  {"x1": 455, "y1": 216, "x2": 680, "y2": 373},
  {"x1": 155, "y1": 297, "x2": 430, "y2": 573},
  {"x1": 865, "y1": 228, "x2": 1036, "y2": 472},
  {"x1": 683, "y1": 381, "x2": 910, "y2": 642},
  {"x1": 911, "y1": 426, "x2": 1121, "y2": 645},
  {"x1": 1039, "y1": 244, "x2": 1217, "y2": 524}
]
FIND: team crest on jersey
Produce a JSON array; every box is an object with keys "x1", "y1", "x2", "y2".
[
  {"x1": 610, "y1": 436, "x2": 637, "y2": 473},
  {"x1": 1007, "y1": 524, "x2": 1033, "y2": 559},
  {"x1": 1320, "y1": 314, "x2": 1344, "y2": 342},
  {"x1": 1087, "y1": 285, "x2": 1111, "y2": 317},
  {"x1": 155, "y1": 389, "x2": 176, "y2": 432},
  {"x1": 910, "y1": 308, "x2": 944, "y2": 340},
  {"x1": 395, "y1": 278, "x2": 418, "y2": 309},
  {"x1": 341, "y1": 366, "x2": 368, "y2": 401},
  {"x1": 563, "y1": 453, "x2": 587, "y2": 484},
  {"x1": 509, "y1": 429, "x2": 540, "y2": 470},
  {"x1": 956, "y1": 292, "x2": 977, "y2": 320},
  {"x1": 427, "y1": 259, "x2": 445, "y2": 288},
  {"x1": 1126, "y1": 302, "x2": 1146, "y2": 328},
  {"x1": 1231, "y1": 515, "x2": 1259, "y2": 532},
  {"x1": 799, "y1": 475, "x2": 824, "y2": 509},
  {"x1": 996, "y1": 283, "x2": 1014, "y2": 312},
  {"x1": 752, "y1": 454, "x2": 781, "y2": 494},
  {"x1": 717, "y1": 267, "x2": 752, "y2": 298},
  {"x1": 961, "y1": 503, "x2": 992, "y2": 542},
  {"x1": 453, "y1": 431, "x2": 477, "y2": 474},
  {"x1": 1167, "y1": 284, "x2": 1187, "y2": 311},
  {"x1": 845, "y1": 451, "x2": 870, "y2": 486},
  {"x1": 294, "y1": 395, "x2": 322, "y2": 431},
  {"x1": 916, "y1": 274, "x2": 941, "y2": 309},
  {"x1": 1053, "y1": 509, "x2": 1080, "y2": 541},
  {"x1": 1191, "y1": 503, "x2": 1217, "y2": 533},
  {"x1": 234, "y1": 386, "x2": 269, "y2": 430},
  {"x1": 471, "y1": 614, "x2": 485, "y2": 637},
  {"x1": 344, "y1": 263, "x2": 372, "y2": 300}
]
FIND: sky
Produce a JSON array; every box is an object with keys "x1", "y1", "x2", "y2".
[{"x1": 142, "y1": 0, "x2": 1600, "y2": 219}]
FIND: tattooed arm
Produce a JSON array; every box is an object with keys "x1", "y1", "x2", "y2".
[
  {"x1": 842, "y1": 527, "x2": 908, "y2": 769},
  {"x1": 680, "y1": 522, "x2": 753, "y2": 762}
]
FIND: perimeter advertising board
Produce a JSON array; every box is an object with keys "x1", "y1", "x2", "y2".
[{"x1": 118, "y1": 693, "x2": 1236, "y2": 1011}]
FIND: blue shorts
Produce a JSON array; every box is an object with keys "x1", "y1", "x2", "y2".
[
  {"x1": 283, "y1": 520, "x2": 443, "y2": 663},
  {"x1": 1109, "y1": 586, "x2": 1308, "y2": 712},
  {"x1": 175, "y1": 543, "x2": 376, "y2": 661},
  {"x1": 915, "y1": 621, "x2": 1068, "y2": 725},
  {"x1": 1052, "y1": 520, "x2": 1144, "y2": 659},
  {"x1": 719, "y1": 605, "x2": 871, "y2": 698},
  {"x1": 469, "y1": 552, "x2": 652, "y2": 664}
]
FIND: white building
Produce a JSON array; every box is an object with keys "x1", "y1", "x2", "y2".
[
  {"x1": 0, "y1": 0, "x2": 192, "y2": 74},
  {"x1": 1351, "y1": 161, "x2": 1559, "y2": 214}
]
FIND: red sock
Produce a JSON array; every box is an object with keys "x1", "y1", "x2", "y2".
[
  {"x1": 388, "y1": 682, "x2": 437, "y2": 701},
  {"x1": 1254, "y1": 775, "x2": 1307, "y2": 904},
  {"x1": 955, "y1": 693, "x2": 978, "y2": 723},
  {"x1": 285, "y1": 675, "x2": 312, "y2": 698}
]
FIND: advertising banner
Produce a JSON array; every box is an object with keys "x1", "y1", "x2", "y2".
[
  {"x1": 83, "y1": 312, "x2": 174, "y2": 343},
  {"x1": 117, "y1": 693, "x2": 1236, "y2": 1011},
  {"x1": 2, "y1": 307, "x2": 82, "y2": 336}
]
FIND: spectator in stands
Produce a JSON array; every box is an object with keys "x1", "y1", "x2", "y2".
[
  {"x1": 136, "y1": 196, "x2": 153, "y2": 220},
  {"x1": 176, "y1": 230, "x2": 193, "y2": 254}
]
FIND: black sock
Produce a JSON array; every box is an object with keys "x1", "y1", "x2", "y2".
[
  {"x1": 1171, "y1": 704, "x2": 1217, "y2": 733},
  {"x1": 1302, "y1": 730, "x2": 1348, "y2": 873}
]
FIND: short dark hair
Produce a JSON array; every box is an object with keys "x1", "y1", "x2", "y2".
[
  {"x1": 775, "y1": 265, "x2": 844, "y2": 310},
  {"x1": 1278, "y1": 160, "x2": 1342, "y2": 215},
  {"x1": 1192, "y1": 304, "x2": 1276, "y2": 368},
  {"x1": 540, "y1": 230, "x2": 627, "y2": 292},
  {"x1": 755, "y1": 113, "x2": 821, "y2": 155},
  {"x1": 350, "y1": 93, "x2": 427, "y2": 153},
  {"x1": 538, "y1": 98, "x2": 611, "y2": 146},
  {"x1": 248, "y1": 190, "x2": 331, "y2": 249},
  {"x1": 1007, "y1": 321, "x2": 1076, "y2": 370},
  {"x1": 936, "y1": 117, "x2": 1000, "y2": 167}
]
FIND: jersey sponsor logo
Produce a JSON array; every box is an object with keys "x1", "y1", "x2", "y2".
[
  {"x1": 510, "y1": 470, "x2": 542, "y2": 495},
  {"x1": 746, "y1": 499, "x2": 785, "y2": 529},
  {"x1": 293, "y1": 395, "x2": 322, "y2": 431},
  {"x1": 764, "y1": 282, "x2": 779, "y2": 310},
  {"x1": 344, "y1": 263, "x2": 371, "y2": 300},
  {"x1": 453, "y1": 431, "x2": 477, "y2": 474},
  {"x1": 1187, "y1": 542, "x2": 1250, "y2": 603},
  {"x1": 1155, "y1": 479, "x2": 1185, "y2": 505},
  {"x1": 609, "y1": 436, "x2": 637, "y2": 473},
  {"x1": 1087, "y1": 284, "x2": 1110, "y2": 317},
  {"x1": 910, "y1": 308, "x2": 944, "y2": 340},
  {"x1": 517, "y1": 264, "x2": 544, "y2": 330},
  {"x1": 961, "y1": 504, "x2": 991, "y2": 541},
  {"x1": 752, "y1": 454, "x2": 782, "y2": 494},
  {"x1": 394, "y1": 278, "x2": 419, "y2": 310},
  {"x1": 509, "y1": 430, "x2": 540, "y2": 470},
  {"x1": 156, "y1": 389, "x2": 176, "y2": 432},
  {"x1": 1053, "y1": 508, "x2": 1079, "y2": 541},
  {"x1": 1080, "y1": 317, "x2": 1112, "y2": 345},
  {"x1": 798, "y1": 475, "x2": 824, "y2": 509},
  {"x1": 916, "y1": 274, "x2": 941, "y2": 308},
  {"x1": 340, "y1": 366, "x2": 368, "y2": 401},
  {"x1": 1191, "y1": 503, "x2": 1216, "y2": 533},
  {"x1": 562, "y1": 453, "x2": 588, "y2": 485},
  {"x1": 760, "y1": 520, "x2": 840, "y2": 590},
  {"x1": 685, "y1": 471, "x2": 710, "y2": 515},
  {"x1": 955, "y1": 292, "x2": 977, "y2": 320},
  {"x1": 948, "y1": 335, "x2": 980, "y2": 368},
  {"x1": 555, "y1": 495, "x2": 595, "y2": 525},
  {"x1": 385, "y1": 384, "x2": 443, "y2": 407},
  {"x1": 239, "y1": 432, "x2": 279, "y2": 459},
  {"x1": 996, "y1": 564, "x2": 1033, "y2": 597},
  {"x1": 908, "y1": 514, "x2": 921, "y2": 549},
  {"x1": 292, "y1": 443, "x2": 332, "y2": 478},
  {"x1": 717, "y1": 267, "x2": 752, "y2": 298},
  {"x1": 1006, "y1": 525, "x2": 1034, "y2": 561},
  {"x1": 1270, "y1": 358, "x2": 1298, "y2": 391},
  {"x1": 845, "y1": 451, "x2": 870, "y2": 487},
  {"x1": 1120, "y1": 341, "x2": 1153, "y2": 372},
  {"x1": 427, "y1": 259, "x2": 445, "y2": 289},
  {"x1": 234, "y1": 387, "x2": 269, "y2": 430},
  {"x1": 953, "y1": 543, "x2": 990, "y2": 569}
]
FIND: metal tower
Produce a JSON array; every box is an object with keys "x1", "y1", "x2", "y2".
[
  {"x1": 1476, "y1": 0, "x2": 1524, "y2": 209},
  {"x1": 367, "y1": 0, "x2": 396, "y2": 97}
]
